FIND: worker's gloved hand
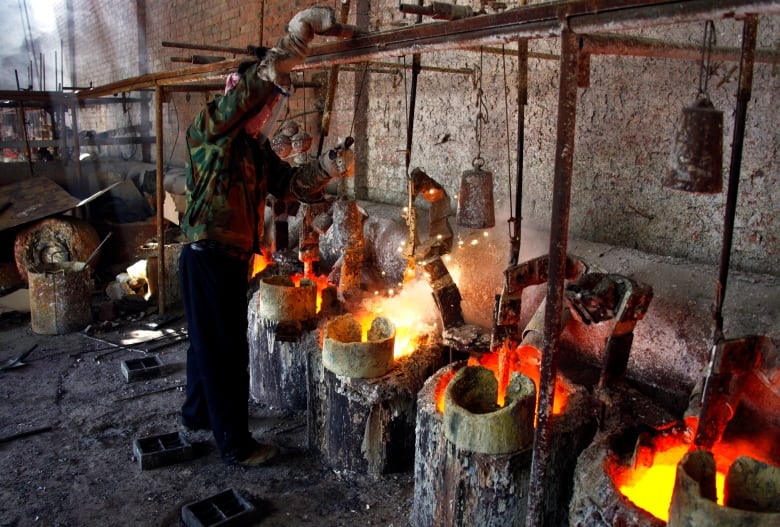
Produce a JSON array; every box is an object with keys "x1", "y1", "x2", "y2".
[
  {"x1": 318, "y1": 137, "x2": 356, "y2": 180},
  {"x1": 287, "y1": 6, "x2": 339, "y2": 43},
  {"x1": 258, "y1": 6, "x2": 337, "y2": 86}
]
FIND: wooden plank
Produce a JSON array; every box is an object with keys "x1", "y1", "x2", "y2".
[{"x1": 0, "y1": 176, "x2": 79, "y2": 232}]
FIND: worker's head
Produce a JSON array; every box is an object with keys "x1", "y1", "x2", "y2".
[{"x1": 224, "y1": 46, "x2": 271, "y2": 95}]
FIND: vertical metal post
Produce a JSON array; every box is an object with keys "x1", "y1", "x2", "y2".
[
  {"x1": 317, "y1": 0, "x2": 351, "y2": 156},
  {"x1": 510, "y1": 39, "x2": 528, "y2": 266},
  {"x1": 155, "y1": 85, "x2": 166, "y2": 314},
  {"x1": 695, "y1": 15, "x2": 758, "y2": 449},
  {"x1": 525, "y1": 28, "x2": 578, "y2": 527},
  {"x1": 712, "y1": 15, "x2": 757, "y2": 340}
]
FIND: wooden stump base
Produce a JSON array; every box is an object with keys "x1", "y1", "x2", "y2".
[
  {"x1": 311, "y1": 335, "x2": 447, "y2": 477},
  {"x1": 411, "y1": 362, "x2": 596, "y2": 527},
  {"x1": 247, "y1": 311, "x2": 319, "y2": 414}
]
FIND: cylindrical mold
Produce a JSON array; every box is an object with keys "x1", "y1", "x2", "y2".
[
  {"x1": 322, "y1": 314, "x2": 395, "y2": 378},
  {"x1": 668, "y1": 450, "x2": 780, "y2": 527},
  {"x1": 443, "y1": 365, "x2": 536, "y2": 455},
  {"x1": 28, "y1": 262, "x2": 92, "y2": 335},
  {"x1": 456, "y1": 161, "x2": 495, "y2": 228},
  {"x1": 665, "y1": 96, "x2": 723, "y2": 193},
  {"x1": 256, "y1": 275, "x2": 316, "y2": 322}
]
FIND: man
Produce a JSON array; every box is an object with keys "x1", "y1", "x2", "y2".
[{"x1": 179, "y1": 6, "x2": 355, "y2": 467}]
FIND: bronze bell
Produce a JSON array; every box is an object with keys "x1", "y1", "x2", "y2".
[
  {"x1": 456, "y1": 158, "x2": 495, "y2": 228},
  {"x1": 665, "y1": 97, "x2": 723, "y2": 193},
  {"x1": 270, "y1": 133, "x2": 292, "y2": 158}
]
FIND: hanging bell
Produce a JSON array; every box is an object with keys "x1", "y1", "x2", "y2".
[
  {"x1": 456, "y1": 158, "x2": 495, "y2": 228},
  {"x1": 665, "y1": 96, "x2": 723, "y2": 193}
]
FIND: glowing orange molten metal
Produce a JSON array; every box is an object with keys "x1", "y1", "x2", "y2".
[
  {"x1": 434, "y1": 369, "x2": 457, "y2": 413},
  {"x1": 353, "y1": 308, "x2": 427, "y2": 360},
  {"x1": 613, "y1": 417, "x2": 776, "y2": 522},
  {"x1": 354, "y1": 282, "x2": 437, "y2": 360},
  {"x1": 290, "y1": 272, "x2": 330, "y2": 312},
  {"x1": 468, "y1": 343, "x2": 570, "y2": 413},
  {"x1": 433, "y1": 342, "x2": 570, "y2": 415},
  {"x1": 250, "y1": 252, "x2": 272, "y2": 277}
]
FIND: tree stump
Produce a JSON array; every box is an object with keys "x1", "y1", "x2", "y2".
[
  {"x1": 411, "y1": 362, "x2": 597, "y2": 527},
  {"x1": 247, "y1": 276, "x2": 319, "y2": 413},
  {"x1": 310, "y1": 334, "x2": 446, "y2": 477}
]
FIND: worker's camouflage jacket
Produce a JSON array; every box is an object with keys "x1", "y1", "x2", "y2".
[{"x1": 182, "y1": 62, "x2": 327, "y2": 255}]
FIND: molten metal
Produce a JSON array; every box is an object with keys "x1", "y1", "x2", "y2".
[
  {"x1": 433, "y1": 343, "x2": 571, "y2": 415},
  {"x1": 612, "y1": 417, "x2": 779, "y2": 522}
]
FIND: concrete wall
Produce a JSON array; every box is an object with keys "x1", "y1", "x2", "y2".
[
  {"x1": 45, "y1": 0, "x2": 779, "y2": 278},
  {"x1": 360, "y1": 3, "x2": 780, "y2": 277}
]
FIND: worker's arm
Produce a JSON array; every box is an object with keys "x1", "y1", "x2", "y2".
[{"x1": 265, "y1": 137, "x2": 355, "y2": 204}]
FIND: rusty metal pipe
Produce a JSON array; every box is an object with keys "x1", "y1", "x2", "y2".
[
  {"x1": 525, "y1": 29, "x2": 579, "y2": 527},
  {"x1": 303, "y1": 0, "x2": 780, "y2": 69},
  {"x1": 580, "y1": 32, "x2": 780, "y2": 65},
  {"x1": 77, "y1": 1, "x2": 780, "y2": 100},
  {"x1": 713, "y1": 15, "x2": 758, "y2": 338},
  {"x1": 162, "y1": 40, "x2": 249, "y2": 55},
  {"x1": 401, "y1": 2, "x2": 425, "y2": 275}
]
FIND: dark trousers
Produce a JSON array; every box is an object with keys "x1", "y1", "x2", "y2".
[{"x1": 179, "y1": 243, "x2": 254, "y2": 462}]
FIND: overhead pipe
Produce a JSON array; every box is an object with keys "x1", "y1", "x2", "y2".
[
  {"x1": 77, "y1": 0, "x2": 780, "y2": 100},
  {"x1": 525, "y1": 28, "x2": 579, "y2": 527},
  {"x1": 302, "y1": 0, "x2": 780, "y2": 68}
]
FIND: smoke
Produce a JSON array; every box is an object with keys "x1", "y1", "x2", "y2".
[
  {"x1": 445, "y1": 206, "x2": 552, "y2": 329},
  {"x1": 0, "y1": 0, "x2": 60, "y2": 90}
]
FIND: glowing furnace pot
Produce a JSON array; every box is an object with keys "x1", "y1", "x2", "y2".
[
  {"x1": 248, "y1": 275, "x2": 319, "y2": 412},
  {"x1": 28, "y1": 262, "x2": 92, "y2": 335},
  {"x1": 411, "y1": 361, "x2": 596, "y2": 527},
  {"x1": 322, "y1": 314, "x2": 395, "y2": 378},
  {"x1": 256, "y1": 275, "x2": 317, "y2": 323},
  {"x1": 669, "y1": 451, "x2": 780, "y2": 527},
  {"x1": 443, "y1": 365, "x2": 535, "y2": 455},
  {"x1": 312, "y1": 321, "x2": 446, "y2": 477}
]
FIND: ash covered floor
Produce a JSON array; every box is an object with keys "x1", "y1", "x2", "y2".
[{"x1": 0, "y1": 315, "x2": 413, "y2": 526}]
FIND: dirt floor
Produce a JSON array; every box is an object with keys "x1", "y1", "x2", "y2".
[{"x1": 0, "y1": 309, "x2": 413, "y2": 527}]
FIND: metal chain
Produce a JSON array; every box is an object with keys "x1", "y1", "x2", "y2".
[
  {"x1": 474, "y1": 47, "x2": 489, "y2": 167},
  {"x1": 698, "y1": 20, "x2": 716, "y2": 99},
  {"x1": 349, "y1": 62, "x2": 369, "y2": 139}
]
